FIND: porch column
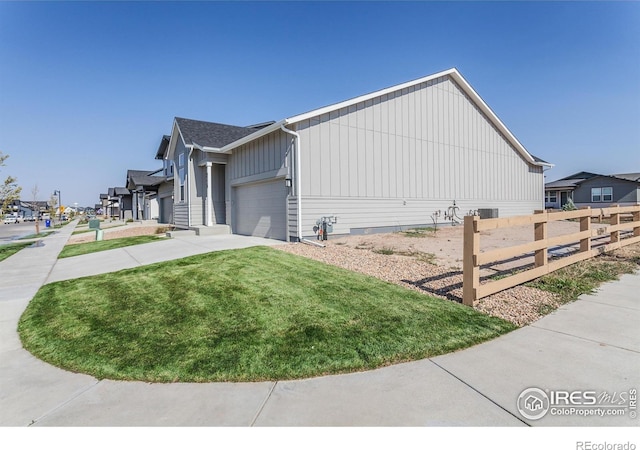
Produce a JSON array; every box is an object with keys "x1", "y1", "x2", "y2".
[{"x1": 206, "y1": 162, "x2": 213, "y2": 226}]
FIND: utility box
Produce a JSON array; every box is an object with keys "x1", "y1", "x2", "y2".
[
  {"x1": 478, "y1": 208, "x2": 499, "y2": 219},
  {"x1": 89, "y1": 219, "x2": 101, "y2": 230},
  {"x1": 95, "y1": 229, "x2": 104, "y2": 241}
]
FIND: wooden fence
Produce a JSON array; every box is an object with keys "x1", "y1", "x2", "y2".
[{"x1": 462, "y1": 205, "x2": 640, "y2": 306}]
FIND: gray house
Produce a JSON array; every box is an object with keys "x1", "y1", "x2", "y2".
[
  {"x1": 545, "y1": 172, "x2": 640, "y2": 209},
  {"x1": 155, "y1": 135, "x2": 175, "y2": 224},
  {"x1": 107, "y1": 187, "x2": 132, "y2": 220},
  {"x1": 125, "y1": 170, "x2": 165, "y2": 221},
  {"x1": 161, "y1": 68, "x2": 551, "y2": 241}
]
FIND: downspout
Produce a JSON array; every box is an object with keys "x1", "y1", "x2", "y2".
[
  {"x1": 187, "y1": 146, "x2": 194, "y2": 228},
  {"x1": 280, "y1": 124, "x2": 324, "y2": 247}
]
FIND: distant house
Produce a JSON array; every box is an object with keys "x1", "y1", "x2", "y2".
[
  {"x1": 125, "y1": 169, "x2": 165, "y2": 220},
  {"x1": 160, "y1": 68, "x2": 551, "y2": 241},
  {"x1": 108, "y1": 187, "x2": 132, "y2": 220},
  {"x1": 545, "y1": 172, "x2": 640, "y2": 209},
  {"x1": 155, "y1": 135, "x2": 175, "y2": 224},
  {"x1": 6, "y1": 200, "x2": 49, "y2": 219}
]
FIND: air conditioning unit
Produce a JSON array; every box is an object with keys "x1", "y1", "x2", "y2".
[{"x1": 478, "y1": 208, "x2": 499, "y2": 219}]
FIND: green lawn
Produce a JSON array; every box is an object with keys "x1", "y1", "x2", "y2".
[
  {"x1": 19, "y1": 231, "x2": 54, "y2": 240},
  {"x1": 58, "y1": 235, "x2": 165, "y2": 258},
  {"x1": 19, "y1": 246, "x2": 515, "y2": 382},
  {"x1": 0, "y1": 242, "x2": 32, "y2": 262}
]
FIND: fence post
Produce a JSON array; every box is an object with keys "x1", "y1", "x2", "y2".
[
  {"x1": 534, "y1": 210, "x2": 547, "y2": 268},
  {"x1": 463, "y1": 215, "x2": 479, "y2": 307},
  {"x1": 580, "y1": 207, "x2": 591, "y2": 253},
  {"x1": 610, "y1": 204, "x2": 620, "y2": 244},
  {"x1": 633, "y1": 207, "x2": 640, "y2": 238}
]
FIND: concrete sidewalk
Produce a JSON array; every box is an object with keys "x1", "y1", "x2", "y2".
[
  {"x1": 47, "y1": 232, "x2": 283, "y2": 283},
  {"x1": 1, "y1": 221, "x2": 638, "y2": 426}
]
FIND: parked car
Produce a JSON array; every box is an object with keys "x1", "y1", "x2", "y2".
[{"x1": 3, "y1": 215, "x2": 19, "y2": 224}]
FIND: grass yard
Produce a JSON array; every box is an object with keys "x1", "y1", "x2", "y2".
[
  {"x1": 0, "y1": 241, "x2": 33, "y2": 262},
  {"x1": 527, "y1": 248, "x2": 640, "y2": 306},
  {"x1": 19, "y1": 246, "x2": 515, "y2": 382},
  {"x1": 58, "y1": 235, "x2": 165, "y2": 258},
  {"x1": 18, "y1": 231, "x2": 54, "y2": 240}
]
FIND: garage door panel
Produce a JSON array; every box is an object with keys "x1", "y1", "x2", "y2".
[{"x1": 235, "y1": 180, "x2": 286, "y2": 241}]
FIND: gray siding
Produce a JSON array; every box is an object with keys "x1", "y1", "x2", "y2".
[
  {"x1": 301, "y1": 198, "x2": 540, "y2": 237},
  {"x1": 174, "y1": 204, "x2": 188, "y2": 226},
  {"x1": 174, "y1": 137, "x2": 189, "y2": 228},
  {"x1": 228, "y1": 130, "x2": 291, "y2": 182},
  {"x1": 573, "y1": 177, "x2": 639, "y2": 206},
  {"x1": 227, "y1": 130, "x2": 292, "y2": 233},
  {"x1": 292, "y1": 75, "x2": 543, "y2": 237}
]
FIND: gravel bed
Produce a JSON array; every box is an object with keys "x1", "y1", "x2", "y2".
[{"x1": 275, "y1": 236, "x2": 560, "y2": 327}]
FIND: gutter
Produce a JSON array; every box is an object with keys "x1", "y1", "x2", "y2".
[
  {"x1": 279, "y1": 124, "x2": 303, "y2": 242},
  {"x1": 187, "y1": 145, "x2": 194, "y2": 228}
]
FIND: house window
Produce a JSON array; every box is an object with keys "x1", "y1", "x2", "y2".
[
  {"x1": 179, "y1": 168, "x2": 185, "y2": 202},
  {"x1": 179, "y1": 153, "x2": 185, "y2": 167},
  {"x1": 591, "y1": 187, "x2": 612, "y2": 202},
  {"x1": 545, "y1": 191, "x2": 557, "y2": 203}
]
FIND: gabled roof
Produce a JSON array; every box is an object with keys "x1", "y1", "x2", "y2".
[
  {"x1": 155, "y1": 135, "x2": 170, "y2": 160},
  {"x1": 109, "y1": 187, "x2": 130, "y2": 196},
  {"x1": 126, "y1": 169, "x2": 165, "y2": 191},
  {"x1": 545, "y1": 179, "x2": 585, "y2": 189},
  {"x1": 216, "y1": 68, "x2": 551, "y2": 168},
  {"x1": 556, "y1": 171, "x2": 600, "y2": 182},
  {"x1": 174, "y1": 117, "x2": 258, "y2": 150},
  {"x1": 545, "y1": 171, "x2": 640, "y2": 189},
  {"x1": 614, "y1": 172, "x2": 640, "y2": 182}
]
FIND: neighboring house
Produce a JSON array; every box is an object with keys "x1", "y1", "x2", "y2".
[
  {"x1": 99, "y1": 193, "x2": 110, "y2": 217},
  {"x1": 126, "y1": 169, "x2": 165, "y2": 220},
  {"x1": 155, "y1": 135, "x2": 175, "y2": 224},
  {"x1": 5, "y1": 200, "x2": 49, "y2": 219},
  {"x1": 545, "y1": 172, "x2": 640, "y2": 209},
  {"x1": 108, "y1": 187, "x2": 132, "y2": 220},
  {"x1": 161, "y1": 68, "x2": 552, "y2": 241}
]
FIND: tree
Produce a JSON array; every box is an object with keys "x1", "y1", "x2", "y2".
[
  {"x1": 0, "y1": 152, "x2": 22, "y2": 214},
  {"x1": 48, "y1": 193, "x2": 58, "y2": 222}
]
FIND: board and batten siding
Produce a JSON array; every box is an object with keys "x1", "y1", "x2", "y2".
[
  {"x1": 292, "y1": 75, "x2": 543, "y2": 236},
  {"x1": 226, "y1": 130, "x2": 293, "y2": 234}
]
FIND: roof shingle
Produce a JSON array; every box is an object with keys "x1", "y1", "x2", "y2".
[{"x1": 175, "y1": 117, "x2": 258, "y2": 149}]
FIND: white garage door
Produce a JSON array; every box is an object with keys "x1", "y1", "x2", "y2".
[{"x1": 234, "y1": 180, "x2": 287, "y2": 241}]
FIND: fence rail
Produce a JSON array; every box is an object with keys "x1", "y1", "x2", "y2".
[{"x1": 462, "y1": 205, "x2": 640, "y2": 306}]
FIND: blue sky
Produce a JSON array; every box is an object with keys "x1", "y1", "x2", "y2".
[{"x1": 0, "y1": 1, "x2": 638, "y2": 208}]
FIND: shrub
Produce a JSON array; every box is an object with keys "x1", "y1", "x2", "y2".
[{"x1": 562, "y1": 198, "x2": 577, "y2": 211}]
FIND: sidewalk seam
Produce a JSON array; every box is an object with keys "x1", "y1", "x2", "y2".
[
  {"x1": 28, "y1": 379, "x2": 102, "y2": 426},
  {"x1": 579, "y1": 298, "x2": 640, "y2": 312},
  {"x1": 428, "y1": 359, "x2": 529, "y2": 426},
  {"x1": 122, "y1": 247, "x2": 144, "y2": 266},
  {"x1": 250, "y1": 382, "x2": 278, "y2": 427},
  {"x1": 529, "y1": 325, "x2": 640, "y2": 354}
]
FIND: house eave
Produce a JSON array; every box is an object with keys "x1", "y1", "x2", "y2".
[{"x1": 217, "y1": 119, "x2": 287, "y2": 153}]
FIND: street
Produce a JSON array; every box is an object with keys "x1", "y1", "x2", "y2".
[{"x1": 0, "y1": 220, "x2": 45, "y2": 243}]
